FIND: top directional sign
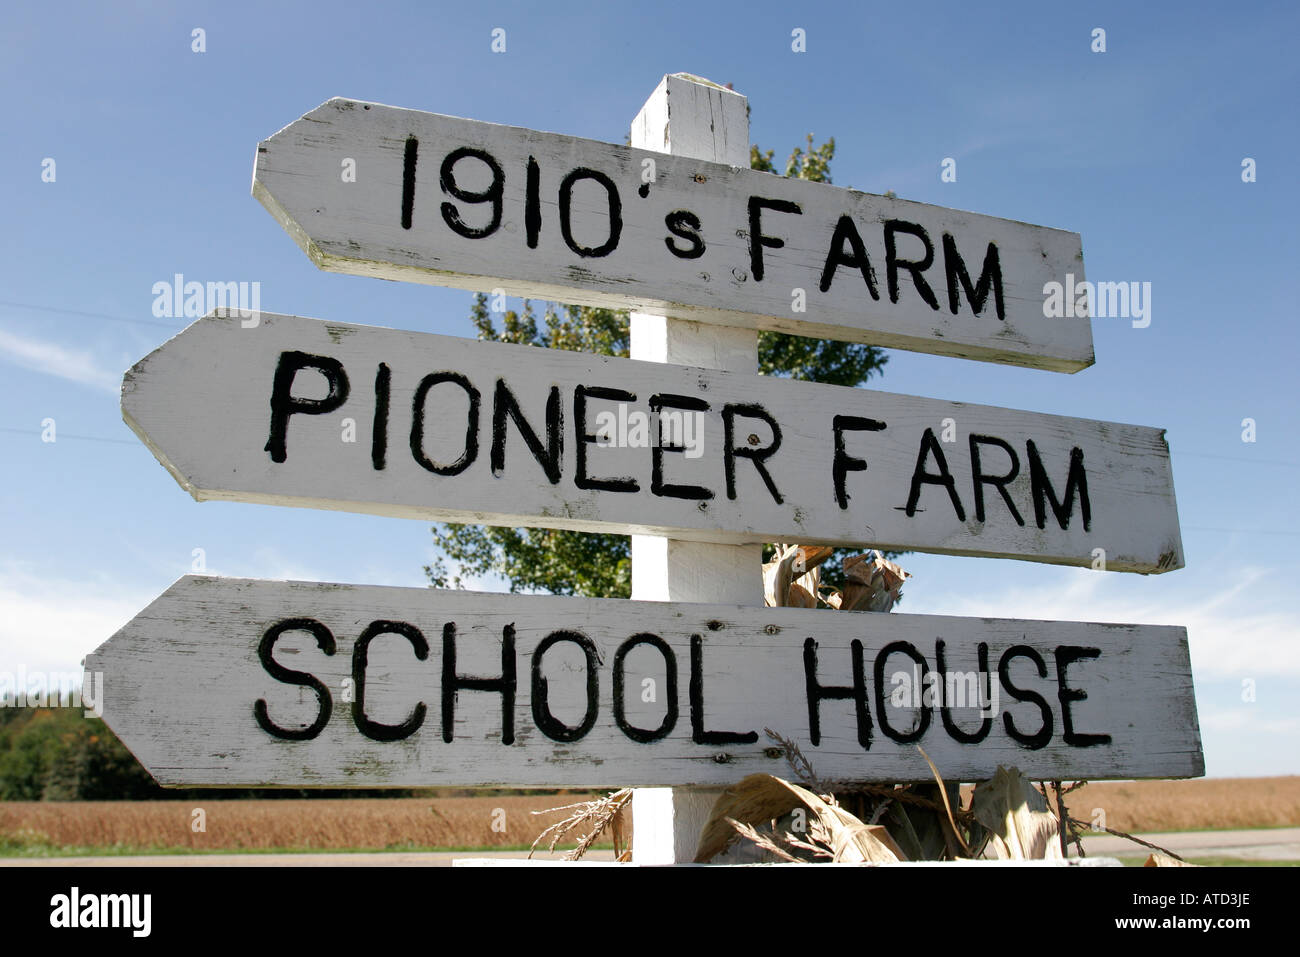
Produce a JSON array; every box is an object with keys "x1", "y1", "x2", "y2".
[{"x1": 254, "y1": 98, "x2": 1093, "y2": 372}]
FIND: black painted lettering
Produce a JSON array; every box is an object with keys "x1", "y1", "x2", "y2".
[
  {"x1": 934, "y1": 639, "x2": 992, "y2": 744},
  {"x1": 574, "y1": 385, "x2": 639, "y2": 493},
  {"x1": 525, "y1": 155, "x2": 541, "y2": 249},
  {"x1": 998, "y1": 645, "x2": 1053, "y2": 750},
  {"x1": 559, "y1": 168, "x2": 622, "y2": 257},
  {"x1": 721, "y1": 403, "x2": 783, "y2": 504},
  {"x1": 969, "y1": 434, "x2": 1024, "y2": 525},
  {"x1": 1027, "y1": 441, "x2": 1091, "y2": 531},
  {"x1": 664, "y1": 210, "x2": 705, "y2": 259},
  {"x1": 942, "y1": 234, "x2": 1004, "y2": 319},
  {"x1": 884, "y1": 219, "x2": 940, "y2": 311},
  {"x1": 352, "y1": 620, "x2": 428, "y2": 742},
  {"x1": 254, "y1": 618, "x2": 335, "y2": 741},
  {"x1": 491, "y1": 379, "x2": 562, "y2": 484},
  {"x1": 400, "y1": 137, "x2": 418, "y2": 230},
  {"x1": 531, "y1": 630, "x2": 600, "y2": 743},
  {"x1": 747, "y1": 196, "x2": 802, "y2": 281},
  {"x1": 440, "y1": 146, "x2": 504, "y2": 240},
  {"x1": 689, "y1": 635, "x2": 757, "y2": 745},
  {"x1": 1055, "y1": 646, "x2": 1112, "y2": 747},
  {"x1": 613, "y1": 633, "x2": 678, "y2": 743},
  {"x1": 904, "y1": 427, "x2": 966, "y2": 520},
  {"x1": 832, "y1": 415, "x2": 886, "y2": 509},
  {"x1": 411, "y1": 372, "x2": 480, "y2": 476},
  {"x1": 873, "y1": 641, "x2": 931, "y2": 743},
  {"x1": 650, "y1": 394, "x2": 712, "y2": 500},
  {"x1": 371, "y1": 362, "x2": 390, "y2": 471},
  {"x1": 441, "y1": 622, "x2": 516, "y2": 745},
  {"x1": 265, "y1": 351, "x2": 350, "y2": 464},
  {"x1": 819, "y1": 215, "x2": 880, "y2": 299},
  {"x1": 803, "y1": 638, "x2": 872, "y2": 749}
]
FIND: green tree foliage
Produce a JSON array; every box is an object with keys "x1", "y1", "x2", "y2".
[
  {"x1": 0, "y1": 708, "x2": 434, "y2": 801},
  {"x1": 427, "y1": 134, "x2": 888, "y2": 597},
  {"x1": 0, "y1": 708, "x2": 157, "y2": 800}
]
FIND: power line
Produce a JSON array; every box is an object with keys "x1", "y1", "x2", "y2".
[
  {"x1": 1178, "y1": 451, "x2": 1298, "y2": 469},
  {"x1": 1184, "y1": 525, "x2": 1300, "y2": 538},
  {"x1": 0, "y1": 427, "x2": 136, "y2": 446},
  {"x1": 0, "y1": 296, "x2": 1296, "y2": 474},
  {"x1": 0, "y1": 299, "x2": 176, "y2": 329},
  {"x1": 5, "y1": 427, "x2": 1298, "y2": 535}
]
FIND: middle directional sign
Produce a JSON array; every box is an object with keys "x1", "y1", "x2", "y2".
[
  {"x1": 254, "y1": 98, "x2": 1094, "y2": 372},
  {"x1": 124, "y1": 311, "x2": 1182, "y2": 573}
]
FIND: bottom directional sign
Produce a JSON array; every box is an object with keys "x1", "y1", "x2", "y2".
[{"x1": 85, "y1": 576, "x2": 1203, "y2": 787}]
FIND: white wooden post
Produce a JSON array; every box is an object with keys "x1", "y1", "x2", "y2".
[{"x1": 629, "y1": 73, "x2": 762, "y2": 864}]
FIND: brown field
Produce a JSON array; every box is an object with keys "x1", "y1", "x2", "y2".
[
  {"x1": 1, "y1": 777, "x2": 1297, "y2": 853},
  {"x1": 0, "y1": 793, "x2": 608, "y2": 853},
  {"x1": 1060, "y1": 776, "x2": 1300, "y2": 833}
]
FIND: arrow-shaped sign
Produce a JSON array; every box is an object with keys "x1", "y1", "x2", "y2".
[
  {"x1": 85, "y1": 576, "x2": 1203, "y2": 788},
  {"x1": 254, "y1": 98, "x2": 1094, "y2": 372},
  {"x1": 123, "y1": 312, "x2": 1183, "y2": 573}
]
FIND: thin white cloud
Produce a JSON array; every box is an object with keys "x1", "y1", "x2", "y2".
[
  {"x1": 0, "y1": 552, "x2": 347, "y2": 679},
  {"x1": 0, "y1": 328, "x2": 119, "y2": 393},
  {"x1": 215, "y1": 545, "x2": 326, "y2": 584},
  {"x1": 0, "y1": 566, "x2": 148, "y2": 674},
  {"x1": 906, "y1": 565, "x2": 1300, "y2": 678},
  {"x1": 1200, "y1": 709, "x2": 1300, "y2": 736}
]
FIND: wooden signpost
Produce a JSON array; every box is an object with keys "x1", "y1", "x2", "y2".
[
  {"x1": 84, "y1": 576, "x2": 1203, "y2": 788},
  {"x1": 123, "y1": 310, "x2": 1181, "y2": 573},
  {"x1": 91, "y1": 73, "x2": 1200, "y2": 865},
  {"x1": 253, "y1": 97, "x2": 1094, "y2": 372},
  {"x1": 624, "y1": 76, "x2": 768, "y2": 863}
]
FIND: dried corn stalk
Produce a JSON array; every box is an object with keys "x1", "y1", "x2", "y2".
[
  {"x1": 694, "y1": 772, "x2": 906, "y2": 864},
  {"x1": 529, "y1": 788, "x2": 633, "y2": 861}
]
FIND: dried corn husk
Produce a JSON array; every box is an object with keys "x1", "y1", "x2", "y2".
[
  {"x1": 970, "y1": 766, "x2": 1062, "y2": 859},
  {"x1": 762, "y1": 545, "x2": 802, "y2": 607},
  {"x1": 763, "y1": 546, "x2": 909, "y2": 611},
  {"x1": 840, "y1": 551, "x2": 910, "y2": 612},
  {"x1": 763, "y1": 544, "x2": 834, "y2": 608}
]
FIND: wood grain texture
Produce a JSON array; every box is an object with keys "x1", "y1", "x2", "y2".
[
  {"x1": 253, "y1": 97, "x2": 1094, "y2": 372},
  {"x1": 84, "y1": 576, "x2": 1204, "y2": 788},
  {"x1": 121, "y1": 311, "x2": 1183, "y2": 573}
]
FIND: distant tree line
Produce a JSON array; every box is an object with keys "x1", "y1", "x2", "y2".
[{"x1": 0, "y1": 709, "x2": 545, "y2": 800}]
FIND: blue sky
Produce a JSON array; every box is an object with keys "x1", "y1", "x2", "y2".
[{"x1": 1, "y1": 1, "x2": 1296, "y2": 778}]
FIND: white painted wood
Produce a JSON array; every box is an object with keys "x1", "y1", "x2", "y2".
[
  {"x1": 84, "y1": 576, "x2": 1204, "y2": 788},
  {"x1": 629, "y1": 76, "x2": 760, "y2": 610},
  {"x1": 253, "y1": 96, "x2": 1094, "y2": 372},
  {"x1": 627, "y1": 74, "x2": 760, "y2": 866},
  {"x1": 122, "y1": 310, "x2": 1184, "y2": 573},
  {"x1": 631, "y1": 540, "x2": 760, "y2": 604}
]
